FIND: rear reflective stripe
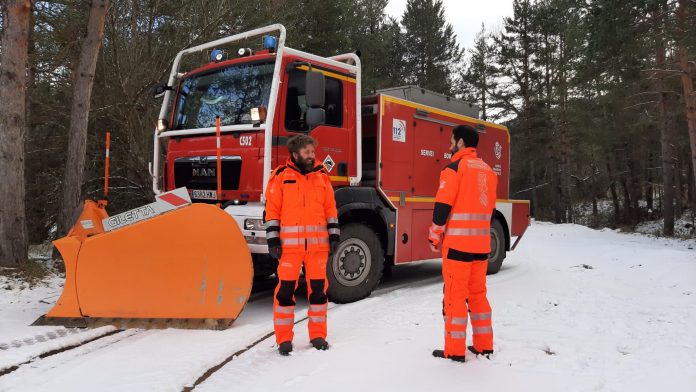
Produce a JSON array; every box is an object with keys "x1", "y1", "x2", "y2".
[
  {"x1": 281, "y1": 225, "x2": 328, "y2": 233},
  {"x1": 470, "y1": 312, "x2": 492, "y2": 321},
  {"x1": 450, "y1": 213, "x2": 491, "y2": 221},
  {"x1": 274, "y1": 306, "x2": 295, "y2": 314},
  {"x1": 448, "y1": 331, "x2": 466, "y2": 339},
  {"x1": 308, "y1": 316, "x2": 326, "y2": 323},
  {"x1": 274, "y1": 318, "x2": 294, "y2": 325},
  {"x1": 309, "y1": 304, "x2": 328, "y2": 312},
  {"x1": 328, "y1": 228, "x2": 340, "y2": 235},
  {"x1": 281, "y1": 238, "x2": 328, "y2": 246},
  {"x1": 266, "y1": 231, "x2": 280, "y2": 239},
  {"x1": 327, "y1": 217, "x2": 339, "y2": 224},
  {"x1": 445, "y1": 228, "x2": 489, "y2": 236},
  {"x1": 451, "y1": 317, "x2": 468, "y2": 325},
  {"x1": 265, "y1": 220, "x2": 280, "y2": 229},
  {"x1": 473, "y1": 326, "x2": 493, "y2": 334}
]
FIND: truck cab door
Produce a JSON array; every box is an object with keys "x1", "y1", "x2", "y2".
[{"x1": 278, "y1": 62, "x2": 355, "y2": 184}]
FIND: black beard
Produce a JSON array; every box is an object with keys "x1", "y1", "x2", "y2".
[
  {"x1": 450, "y1": 145, "x2": 460, "y2": 155},
  {"x1": 293, "y1": 156, "x2": 315, "y2": 172}
]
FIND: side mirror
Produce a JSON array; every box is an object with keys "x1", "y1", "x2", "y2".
[
  {"x1": 305, "y1": 70, "x2": 325, "y2": 130},
  {"x1": 306, "y1": 108, "x2": 325, "y2": 130},
  {"x1": 153, "y1": 82, "x2": 171, "y2": 99}
]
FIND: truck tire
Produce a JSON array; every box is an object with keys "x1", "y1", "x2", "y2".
[
  {"x1": 487, "y1": 219, "x2": 506, "y2": 274},
  {"x1": 327, "y1": 223, "x2": 384, "y2": 303}
]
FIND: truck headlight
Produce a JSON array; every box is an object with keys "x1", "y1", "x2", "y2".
[{"x1": 244, "y1": 218, "x2": 265, "y2": 231}]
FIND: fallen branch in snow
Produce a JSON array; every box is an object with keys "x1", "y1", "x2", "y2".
[{"x1": 542, "y1": 346, "x2": 557, "y2": 355}]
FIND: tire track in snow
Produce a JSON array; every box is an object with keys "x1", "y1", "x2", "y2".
[
  {"x1": 0, "y1": 329, "x2": 144, "y2": 389},
  {"x1": 0, "y1": 327, "x2": 83, "y2": 351},
  {"x1": 0, "y1": 328, "x2": 124, "y2": 377}
]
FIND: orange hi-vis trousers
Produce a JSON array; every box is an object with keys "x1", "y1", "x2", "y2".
[
  {"x1": 442, "y1": 249, "x2": 493, "y2": 357},
  {"x1": 273, "y1": 250, "x2": 329, "y2": 345}
]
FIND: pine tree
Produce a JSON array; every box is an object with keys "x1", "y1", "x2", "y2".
[
  {"x1": 461, "y1": 24, "x2": 497, "y2": 120},
  {"x1": 494, "y1": 0, "x2": 543, "y2": 216},
  {"x1": 401, "y1": 0, "x2": 461, "y2": 94}
]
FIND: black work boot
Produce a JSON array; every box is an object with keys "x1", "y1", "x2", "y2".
[
  {"x1": 310, "y1": 337, "x2": 329, "y2": 350},
  {"x1": 432, "y1": 349, "x2": 466, "y2": 363},
  {"x1": 278, "y1": 341, "x2": 293, "y2": 356},
  {"x1": 468, "y1": 345, "x2": 493, "y2": 359}
]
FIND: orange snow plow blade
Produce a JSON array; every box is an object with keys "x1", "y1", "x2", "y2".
[{"x1": 35, "y1": 189, "x2": 253, "y2": 330}]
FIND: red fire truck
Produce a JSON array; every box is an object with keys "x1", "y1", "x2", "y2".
[{"x1": 151, "y1": 24, "x2": 530, "y2": 303}]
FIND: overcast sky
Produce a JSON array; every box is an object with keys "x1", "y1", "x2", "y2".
[{"x1": 384, "y1": 0, "x2": 514, "y2": 51}]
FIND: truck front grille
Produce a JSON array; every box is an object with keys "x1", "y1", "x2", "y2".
[{"x1": 173, "y1": 156, "x2": 241, "y2": 190}]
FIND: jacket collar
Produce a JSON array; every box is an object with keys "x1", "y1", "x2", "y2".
[{"x1": 451, "y1": 147, "x2": 477, "y2": 162}]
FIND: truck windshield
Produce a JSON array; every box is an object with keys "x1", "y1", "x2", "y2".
[{"x1": 174, "y1": 61, "x2": 275, "y2": 129}]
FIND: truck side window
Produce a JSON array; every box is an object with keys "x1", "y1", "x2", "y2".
[{"x1": 285, "y1": 67, "x2": 343, "y2": 132}]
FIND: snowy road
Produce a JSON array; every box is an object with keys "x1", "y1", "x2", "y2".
[{"x1": 1, "y1": 222, "x2": 694, "y2": 391}]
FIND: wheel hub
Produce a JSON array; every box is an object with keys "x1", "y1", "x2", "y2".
[
  {"x1": 332, "y1": 239, "x2": 372, "y2": 287},
  {"x1": 340, "y1": 247, "x2": 365, "y2": 277}
]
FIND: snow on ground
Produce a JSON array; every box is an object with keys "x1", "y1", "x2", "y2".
[
  {"x1": 197, "y1": 222, "x2": 696, "y2": 392},
  {"x1": 0, "y1": 222, "x2": 695, "y2": 392}
]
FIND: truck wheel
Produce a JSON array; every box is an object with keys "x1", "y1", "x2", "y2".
[
  {"x1": 327, "y1": 223, "x2": 384, "y2": 303},
  {"x1": 487, "y1": 219, "x2": 506, "y2": 274}
]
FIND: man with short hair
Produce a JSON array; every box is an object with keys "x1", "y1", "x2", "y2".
[
  {"x1": 429, "y1": 124, "x2": 498, "y2": 362},
  {"x1": 264, "y1": 134, "x2": 340, "y2": 356}
]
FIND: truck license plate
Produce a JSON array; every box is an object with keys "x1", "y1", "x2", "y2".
[{"x1": 191, "y1": 189, "x2": 217, "y2": 200}]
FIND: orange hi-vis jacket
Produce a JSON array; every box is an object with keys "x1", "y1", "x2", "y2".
[
  {"x1": 430, "y1": 148, "x2": 498, "y2": 255},
  {"x1": 264, "y1": 159, "x2": 339, "y2": 253}
]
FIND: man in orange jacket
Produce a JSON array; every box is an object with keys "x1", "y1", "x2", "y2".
[
  {"x1": 264, "y1": 134, "x2": 340, "y2": 356},
  {"x1": 429, "y1": 125, "x2": 497, "y2": 362}
]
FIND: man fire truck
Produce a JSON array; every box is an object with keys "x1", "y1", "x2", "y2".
[{"x1": 150, "y1": 24, "x2": 530, "y2": 303}]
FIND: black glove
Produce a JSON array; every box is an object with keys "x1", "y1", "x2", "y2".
[
  {"x1": 329, "y1": 234, "x2": 340, "y2": 257},
  {"x1": 267, "y1": 237, "x2": 282, "y2": 260}
]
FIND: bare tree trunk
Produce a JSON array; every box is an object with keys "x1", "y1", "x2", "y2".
[
  {"x1": 620, "y1": 177, "x2": 632, "y2": 224},
  {"x1": 551, "y1": 156, "x2": 562, "y2": 223},
  {"x1": 655, "y1": 0, "x2": 675, "y2": 235},
  {"x1": 688, "y1": 158, "x2": 696, "y2": 204},
  {"x1": 57, "y1": 0, "x2": 109, "y2": 236},
  {"x1": 646, "y1": 151, "x2": 654, "y2": 213},
  {"x1": 0, "y1": 0, "x2": 31, "y2": 267},
  {"x1": 591, "y1": 162, "x2": 599, "y2": 226},
  {"x1": 481, "y1": 77, "x2": 487, "y2": 121},
  {"x1": 675, "y1": 154, "x2": 683, "y2": 217},
  {"x1": 529, "y1": 158, "x2": 538, "y2": 218},
  {"x1": 677, "y1": 0, "x2": 696, "y2": 192},
  {"x1": 607, "y1": 155, "x2": 621, "y2": 225}
]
